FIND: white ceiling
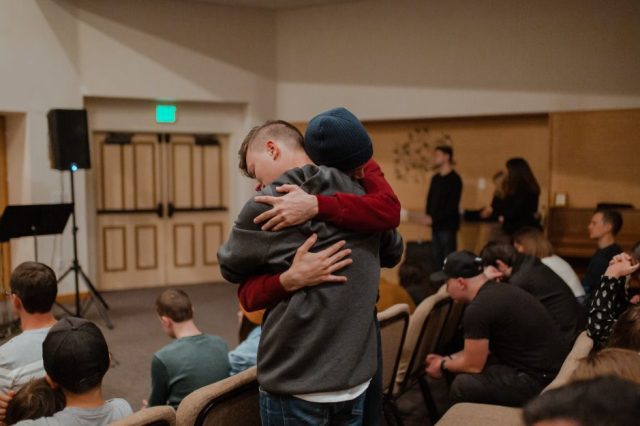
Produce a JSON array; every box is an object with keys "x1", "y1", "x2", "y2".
[{"x1": 191, "y1": 0, "x2": 359, "y2": 10}]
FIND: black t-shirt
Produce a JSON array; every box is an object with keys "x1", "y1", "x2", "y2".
[
  {"x1": 510, "y1": 254, "x2": 586, "y2": 347},
  {"x1": 583, "y1": 243, "x2": 623, "y2": 298},
  {"x1": 463, "y1": 280, "x2": 568, "y2": 377},
  {"x1": 425, "y1": 170, "x2": 462, "y2": 231}
]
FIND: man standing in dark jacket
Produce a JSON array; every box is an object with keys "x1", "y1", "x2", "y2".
[{"x1": 424, "y1": 145, "x2": 463, "y2": 269}]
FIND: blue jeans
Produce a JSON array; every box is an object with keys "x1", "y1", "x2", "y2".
[
  {"x1": 432, "y1": 229, "x2": 457, "y2": 269},
  {"x1": 259, "y1": 389, "x2": 366, "y2": 426}
]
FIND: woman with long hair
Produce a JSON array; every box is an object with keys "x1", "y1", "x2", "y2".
[{"x1": 500, "y1": 157, "x2": 541, "y2": 235}]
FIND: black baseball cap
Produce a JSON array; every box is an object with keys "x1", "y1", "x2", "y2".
[
  {"x1": 42, "y1": 317, "x2": 110, "y2": 393},
  {"x1": 430, "y1": 250, "x2": 484, "y2": 282}
]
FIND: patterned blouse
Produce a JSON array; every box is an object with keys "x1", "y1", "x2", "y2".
[{"x1": 587, "y1": 275, "x2": 629, "y2": 349}]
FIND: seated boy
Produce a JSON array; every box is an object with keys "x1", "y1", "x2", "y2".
[
  {"x1": 15, "y1": 317, "x2": 132, "y2": 425},
  {"x1": 147, "y1": 289, "x2": 229, "y2": 408},
  {"x1": 5, "y1": 378, "x2": 64, "y2": 424},
  {"x1": 0, "y1": 262, "x2": 58, "y2": 392}
]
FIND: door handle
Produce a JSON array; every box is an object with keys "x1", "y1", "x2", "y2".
[
  {"x1": 168, "y1": 202, "x2": 175, "y2": 218},
  {"x1": 156, "y1": 203, "x2": 164, "y2": 218}
]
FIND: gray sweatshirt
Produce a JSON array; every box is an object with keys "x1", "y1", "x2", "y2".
[{"x1": 218, "y1": 164, "x2": 403, "y2": 395}]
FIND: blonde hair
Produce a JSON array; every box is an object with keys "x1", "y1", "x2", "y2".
[
  {"x1": 512, "y1": 226, "x2": 554, "y2": 258},
  {"x1": 571, "y1": 348, "x2": 640, "y2": 385}
]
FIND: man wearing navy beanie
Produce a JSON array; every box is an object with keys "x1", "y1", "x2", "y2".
[
  {"x1": 304, "y1": 107, "x2": 373, "y2": 175},
  {"x1": 219, "y1": 110, "x2": 403, "y2": 425}
]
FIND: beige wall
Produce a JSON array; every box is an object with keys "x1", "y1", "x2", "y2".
[
  {"x1": 1, "y1": 0, "x2": 84, "y2": 294},
  {"x1": 276, "y1": 0, "x2": 640, "y2": 120}
]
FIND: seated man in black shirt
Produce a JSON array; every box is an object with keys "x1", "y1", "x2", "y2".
[
  {"x1": 480, "y1": 242, "x2": 586, "y2": 348},
  {"x1": 583, "y1": 209, "x2": 623, "y2": 300},
  {"x1": 426, "y1": 251, "x2": 568, "y2": 407}
]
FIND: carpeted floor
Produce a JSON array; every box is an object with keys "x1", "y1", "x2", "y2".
[{"x1": 3, "y1": 282, "x2": 447, "y2": 423}]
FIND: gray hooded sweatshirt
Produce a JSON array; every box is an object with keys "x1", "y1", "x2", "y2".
[{"x1": 218, "y1": 164, "x2": 403, "y2": 395}]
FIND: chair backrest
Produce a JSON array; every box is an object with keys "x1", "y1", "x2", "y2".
[
  {"x1": 542, "y1": 330, "x2": 593, "y2": 392},
  {"x1": 436, "y1": 402, "x2": 524, "y2": 426},
  {"x1": 377, "y1": 303, "x2": 411, "y2": 396},
  {"x1": 435, "y1": 301, "x2": 466, "y2": 355},
  {"x1": 110, "y1": 406, "x2": 176, "y2": 426},
  {"x1": 394, "y1": 285, "x2": 452, "y2": 395},
  {"x1": 176, "y1": 366, "x2": 259, "y2": 426}
]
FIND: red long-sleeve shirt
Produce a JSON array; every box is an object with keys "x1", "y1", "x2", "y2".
[{"x1": 237, "y1": 159, "x2": 400, "y2": 311}]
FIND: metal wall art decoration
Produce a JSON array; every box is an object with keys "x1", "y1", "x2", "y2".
[{"x1": 393, "y1": 128, "x2": 452, "y2": 183}]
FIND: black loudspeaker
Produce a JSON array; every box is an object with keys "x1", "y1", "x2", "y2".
[{"x1": 47, "y1": 109, "x2": 91, "y2": 171}]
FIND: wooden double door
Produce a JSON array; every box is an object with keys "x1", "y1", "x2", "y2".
[{"x1": 94, "y1": 133, "x2": 228, "y2": 290}]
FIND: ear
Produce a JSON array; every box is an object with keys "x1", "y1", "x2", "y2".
[
  {"x1": 45, "y1": 374, "x2": 59, "y2": 389},
  {"x1": 266, "y1": 140, "x2": 280, "y2": 160},
  {"x1": 11, "y1": 294, "x2": 21, "y2": 311},
  {"x1": 159, "y1": 315, "x2": 172, "y2": 328},
  {"x1": 495, "y1": 260, "x2": 509, "y2": 271}
]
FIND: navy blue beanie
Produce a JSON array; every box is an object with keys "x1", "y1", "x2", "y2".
[{"x1": 304, "y1": 107, "x2": 373, "y2": 172}]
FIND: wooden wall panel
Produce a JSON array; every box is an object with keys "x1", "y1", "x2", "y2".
[
  {"x1": 101, "y1": 144, "x2": 124, "y2": 209},
  {"x1": 172, "y1": 143, "x2": 193, "y2": 208},
  {"x1": 134, "y1": 143, "x2": 156, "y2": 209},
  {"x1": 103, "y1": 226, "x2": 127, "y2": 272},
  {"x1": 135, "y1": 225, "x2": 158, "y2": 270},
  {"x1": 173, "y1": 224, "x2": 195, "y2": 267},
  {"x1": 203, "y1": 222, "x2": 223, "y2": 265},
  {"x1": 122, "y1": 145, "x2": 135, "y2": 210},
  {"x1": 550, "y1": 110, "x2": 640, "y2": 208},
  {"x1": 203, "y1": 145, "x2": 222, "y2": 206},
  {"x1": 295, "y1": 115, "x2": 550, "y2": 283}
]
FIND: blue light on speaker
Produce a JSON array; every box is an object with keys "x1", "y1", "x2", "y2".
[{"x1": 70, "y1": 163, "x2": 78, "y2": 172}]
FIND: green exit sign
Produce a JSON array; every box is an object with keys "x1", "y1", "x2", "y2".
[{"x1": 156, "y1": 105, "x2": 176, "y2": 123}]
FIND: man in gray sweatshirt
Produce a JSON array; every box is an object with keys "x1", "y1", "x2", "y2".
[{"x1": 218, "y1": 110, "x2": 403, "y2": 425}]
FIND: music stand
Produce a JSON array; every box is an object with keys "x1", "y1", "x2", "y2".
[{"x1": 0, "y1": 204, "x2": 73, "y2": 262}]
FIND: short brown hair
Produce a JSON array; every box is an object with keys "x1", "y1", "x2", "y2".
[
  {"x1": 608, "y1": 305, "x2": 640, "y2": 351},
  {"x1": 571, "y1": 348, "x2": 640, "y2": 385},
  {"x1": 512, "y1": 226, "x2": 554, "y2": 258},
  {"x1": 5, "y1": 378, "x2": 65, "y2": 424},
  {"x1": 238, "y1": 120, "x2": 304, "y2": 177},
  {"x1": 156, "y1": 289, "x2": 193, "y2": 322},
  {"x1": 10, "y1": 262, "x2": 57, "y2": 314}
]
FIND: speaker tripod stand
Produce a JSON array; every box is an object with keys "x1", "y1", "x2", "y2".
[{"x1": 57, "y1": 164, "x2": 113, "y2": 329}]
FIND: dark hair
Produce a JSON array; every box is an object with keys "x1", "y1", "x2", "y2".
[
  {"x1": 595, "y1": 209, "x2": 623, "y2": 236},
  {"x1": 5, "y1": 378, "x2": 65, "y2": 425},
  {"x1": 9, "y1": 262, "x2": 57, "y2": 314},
  {"x1": 608, "y1": 305, "x2": 640, "y2": 351},
  {"x1": 238, "y1": 120, "x2": 304, "y2": 177},
  {"x1": 435, "y1": 145, "x2": 454, "y2": 162},
  {"x1": 480, "y1": 241, "x2": 518, "y2": 267},
  {"x1": 505, "y1": 157, "x2": 540, "y2": 196},
  {"x1": 523, "y1": 377, "x2": 640, "y2": 426},
  {"x1": 512, "y1": 226, "x2": 554, "y2": 258},
  {"x1": 156, "y1": 289, "x2": 193, "y2": 322}
]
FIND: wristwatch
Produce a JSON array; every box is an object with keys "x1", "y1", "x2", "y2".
[{"x1": 440, "y1": 355, "x2": 452, "y2": 372}]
